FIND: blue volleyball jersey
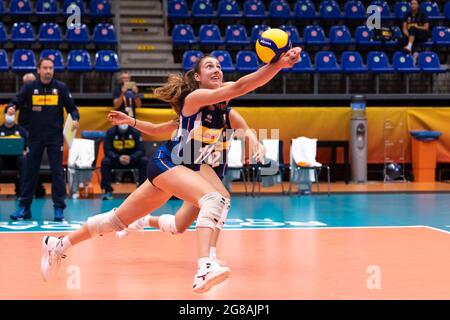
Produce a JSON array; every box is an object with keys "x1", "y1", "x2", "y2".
[{"x1": 166, "y1": 101, "x2": 233, "y2": 175}]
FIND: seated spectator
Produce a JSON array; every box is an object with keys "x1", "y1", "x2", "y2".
[
  {"x1": 0, "y1": 105, "x2": 28, "y2": 197},
  {"x1": 112, "y1": 71, "x2": 142, "y2": 118},
  {"x1": 101, "y1": 116, "x2": 148, "y2": 200},
  {"x1": 401, "y1": 0, "x2": 429, "y2": 54}
]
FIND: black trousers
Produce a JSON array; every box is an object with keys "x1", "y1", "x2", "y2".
[
  {"x1": 19, "y1": 139, "x2": 66, "y2": 209},
  {"x1": 399, "y1": 27, "x2": 429, "y2": 49},
  {"x1": 101, "y1": 156, "x2": 148, "y2": 193}
]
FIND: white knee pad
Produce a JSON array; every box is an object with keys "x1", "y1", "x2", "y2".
[
  {"x1": 216, "y1": 198, "x2": 230, "y2": 230},
  {"x1": 87, "y1": 208, "x2": 126, "y2": 237},
  {"x1": 196, "y1": 192, "x2": 226, "y2": 229},
  {"x1": 158, "y1": 214, "x2": 178, "y2": 234}
]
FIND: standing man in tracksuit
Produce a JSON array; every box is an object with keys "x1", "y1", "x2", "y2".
[
  {"x1": 10, "y1": 58, "x2": 80, "y2": 221},
  {"x1": 17, "y1": 73, "x2": 47, "y2": 198}
]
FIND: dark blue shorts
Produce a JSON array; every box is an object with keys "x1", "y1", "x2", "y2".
[
  {"x1": 146, "y1": 145, "x2": 228, "y2": 183},
  {"x1": 146, "y1": 145, "x2": 176, "y2": 183}
]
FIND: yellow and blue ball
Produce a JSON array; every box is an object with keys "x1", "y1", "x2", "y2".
[{"x1": 255, "y1": 28, "x2": 292, "y2": 64}]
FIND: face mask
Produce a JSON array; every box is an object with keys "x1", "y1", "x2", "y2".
[
  {"x1": 118, "y1": 124, "x2": 129, "y2": 132},
  {"x1": 5, "y1": 115, "x2": 15, "y2": 124}
]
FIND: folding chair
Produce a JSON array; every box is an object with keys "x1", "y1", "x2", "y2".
[
  {"x1": 251, "y1": 139, "x2": 285, "y2": 196},
  {"x1": 288, "y1": 137, "x2": 330, "y2": 195},
  {"x1": 223, "y1": 139, "x2": 248, "y2": 194},
  {"x1": 67, "y1": 138, "x2": 97, "y2": 197}
]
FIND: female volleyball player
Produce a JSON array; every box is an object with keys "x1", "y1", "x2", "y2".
[
  {"x1": 40, "y1": 47, "x2": 301, "y2": 293},
  {"x1": 108, "y1": 102, "x2": 266, "y2": 266}
]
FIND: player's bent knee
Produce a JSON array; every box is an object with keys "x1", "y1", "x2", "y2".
[
  {"x1": 87, "y1": 208, "x2": 126, "y2": 237},
  {"x1": 216, "y1": 197, "x2": 231, "y2": 230},
  {"x1": 158, "y1": 214, "x2": 179, "y2": 234},
  {"x1": 196, "y1": 192, "x2": 225, "y2": 229}
]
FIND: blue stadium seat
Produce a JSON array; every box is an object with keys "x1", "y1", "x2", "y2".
[
  {"x1": 303, "y1": 25, "x2": 328, "y2": 46},
  {"x1": 10, "y1": 0, "x2": 32, "y2": 15},
  {"x1": 0, "y1": 1, "x2": 4, "y2": 15},
  {"x1": 168, "y1": 0, "x2": 190, "y2": 19},
  {"x1": 182, "y1": 50, "x2": 204, "y2": 71},
  {"x1": 367, "y1": 51, "x2": 394, "y2": 73},
  {"x1": 269, "y1": 0, "x2": 291, "y2": 20},
  {"x1": 218, "y1": 0, "x2": 241, "y2": 19},
  {"x1": 432, "y1": 26, "x2": 450, "y2": 46},
  {"x1": 355, "y1": 25, "x2": 380, "y2": 46},
  {"x1": 315, "y1": 51, "x2": 341, "y2": 73},
  {"x1": 36, "y1": 0, "x2": 59, "y2": 16},
  {"x1": 445, "y1": 2, "x2": 450, "y2": 20},
  {"x1": 40, "y1": 49, "x2": 65, "y2": 72},
  {"x1": 279, "y1": 25, "x2": 302, "y2": 46},
  {"x1": 66, "y1": 24, "x2": 90, "y2": 44},
  {"x1": 369, "y1": 1, "x2": 392, "y2": 20},
  {"x1": 294, "y1": 1, "x2": 317, "y2": 19},
  {"x1": 251, "y1": 25, "x2": 270, "y2": 44},
  {"x1": 211, "y1": 50, "x2": 235, "y2": 73},
  {"x1": 192, "y1": 0, "x2": 215, "y2": 19},
  {"x1": 12, "y1": 49, "x2": 36, "y2": 71},
  {"x1": 341, "y1": 51, "x2": 367, "y2": 73},
  {"x1": 90, "y1": 0, "x2": 112, "y2": 17},
  {"x1": 38, "y1": 23, "x2": 63, "y2": 44},
  {"x1": 320, "y1": 0, "x2": 341, "y2": 19},
  {"x1": 329, "y1": 25, "x2": 354, "y2": 45},
  {"x1": 67, "y1": 50, "x2": 92, "y2": 71},
  {"x1": 344, "y1": 0, "x2": 365, "y2": 20},
  {"x1": 11, "y1": 22, "x2": 35, "y2": 44},
  {"x1": 394, "y1": 1, "x2": 410, "y2": 20},
  {"x1": 93, "y1": 24, "x2": 117, "y2": 44},
  {"x1": 244, "y1": 0, "x2": 266, "y2": 19},
  {"x1": 95, "y1": 50, "x2": 120, "y2": 72},
  {"x1": 236, "y1": 50, "x2": 259, "y2": 72},
  {"x1": 0, "y1": 49, "x2": 9, "y2": 72},
  {"x1": 392, "y1": 51, "x2": 420, "y2": 73},
  {"x1": 0, "y1": 23, "x2": 7, "y2": 43},
  {"x1": 198, "y1": 24, "x2": 224, "y2": 46},
  {"x1": 418, "y1": 51, "x2": 446, "y2": 73},
  {"x1": 420, "y1": 1, "x2": 443, "y2": 21},
  {"x1": 172, "y1": 24, "x2": 197, "y2": 45},
  {"x1": 225, "y1": 25, "x2": 250, "y2": 47},
  {"x1": 63, "y1": 0, "x2": 84, "y2": 15},
  {"x1": 289, "y1": 51, "x2": 315, "y2": 73}
]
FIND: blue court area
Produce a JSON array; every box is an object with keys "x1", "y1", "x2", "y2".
[{"x1": 0, "y1": 194, "x2": 449, "y2": 233}]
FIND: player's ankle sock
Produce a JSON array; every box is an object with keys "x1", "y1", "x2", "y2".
[{"x1": 209, "y1": 247, "x2": 217, "y2": 259}]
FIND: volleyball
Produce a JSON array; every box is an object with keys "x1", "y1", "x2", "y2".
[{"x1": 255, "y1": 28, "x2": 292, "y2": 64}]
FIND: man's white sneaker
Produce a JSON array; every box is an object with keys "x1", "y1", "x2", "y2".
[
  {"x1": 193, "y1": 260, "x2": 230, "y2": 294},
  {"x1": 40, "y1": 236, "x2": 65, "y2": 282}
]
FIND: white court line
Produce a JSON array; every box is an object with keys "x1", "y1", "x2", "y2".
[
  {"x1": 423, "y1": 226, "x2": 450, "y2": 235},
  {"x1": 0, "y1": 225, "x2": 431, "y2": 234}
]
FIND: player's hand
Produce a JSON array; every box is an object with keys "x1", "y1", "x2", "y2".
[
  {"x1": 119, "y1": 155, "x2": 127, "y2": 165},
  {"x1": 119, "y1": 155, "x2": 130, "y2": 165},
  {"x1": 253, "y1": 142, "x2": 266, "y2": 164},
  {"x1": 276, "y1": 47, "x2": 302, "y2": 69},
  {"x1": 108, "y1": 111, "x2": 133, "y2": 126},
  {"x1": 72, "y1": 120, "x2": 80, "y2": 131}
]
